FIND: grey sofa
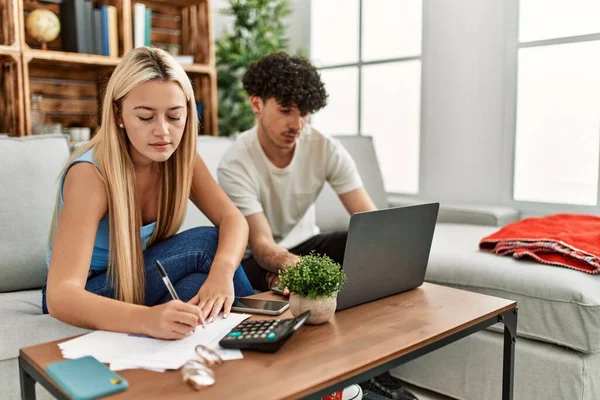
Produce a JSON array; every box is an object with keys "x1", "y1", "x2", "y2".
[
  {"x1": 0, "y1": 134, "x2": 387, "y2": 399},
  {"x1": 1, "y1": 134, "x2": 598, "y2": 400}
]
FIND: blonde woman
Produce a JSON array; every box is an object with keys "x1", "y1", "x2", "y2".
[{"x1": 43, "y1": 47, "x2": 254, "y2": 340}]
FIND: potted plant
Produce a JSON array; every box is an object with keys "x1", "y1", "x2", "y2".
[
  {"x1": 278, "y1": 252, "x2": 347, "y2": 325},
  {"x1": 215, "y1": 0, "x2": 292, "y2": 136}
]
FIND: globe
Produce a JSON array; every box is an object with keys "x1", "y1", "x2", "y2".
[{"x1": 25, "y1": 9, "x2": 60, "y2": 51}]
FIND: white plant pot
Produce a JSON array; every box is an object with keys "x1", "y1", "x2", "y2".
[{"x1": 289, "y1": 293, "x2": 337, "y2": 325}]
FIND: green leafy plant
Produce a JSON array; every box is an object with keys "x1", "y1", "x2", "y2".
[
  {"x1": 215, "y1": 0, "x2": 291, "y2": 136},
  {"x1": 278, "y1": 252, "x2": 347, "y2": 299}
]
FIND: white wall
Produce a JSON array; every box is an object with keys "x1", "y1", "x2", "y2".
[
  {"x1": 418, "y1": 0, "x2": 515, "y2": 206},
  {"x1": 211, "y1": 0, "x2": 233, "y2": 40}
]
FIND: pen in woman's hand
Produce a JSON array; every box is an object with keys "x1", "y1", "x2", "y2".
[{"x1": 155, "y1": 260, "x2": 205, "y2": 328}]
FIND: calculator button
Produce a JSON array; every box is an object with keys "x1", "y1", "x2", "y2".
[
  {"x1": 260, "y1": 334, "x2": 267, "y2": 338},
  {"x1": 267, "y1": 332, "x2": 276, "y2": 340},
  {"x1": 228, "y1": 331, "x2": 242, "y2": 337}
]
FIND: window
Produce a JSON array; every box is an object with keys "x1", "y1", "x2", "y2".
[
  {"x1": 310, "y1": 0, "x2": 423, "y2": 194},
  {"x1": 513, "y1": 0, "x2": 600, "y2": 206}
]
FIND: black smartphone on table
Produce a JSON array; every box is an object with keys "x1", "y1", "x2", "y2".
[
  {"x1": 231, "y1": 297, "x2": 289, "y2": 315},
  {"x1": 270, "y1": 286, "x2": 286, "y2": 296}
]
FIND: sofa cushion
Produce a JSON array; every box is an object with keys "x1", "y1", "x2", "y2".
[
  {"x1": 437, "y1": 204, "x2": 521, "y2": 226},
  {"x1": 315, "y1": 136, "x2": 388, "y2": 233},
  {"x1": 179, "y1": 136, "x2": 233, "y2": 231},
  {"x1": 389, "y1": 196, "x2": 521, "y2": 227},
  {"x1": 428, "y1": 223, "x2": 600, "y2": 353},
  {"x1": 392, "y1": 329, "x2": 600, "y2": 400},
  {"x1": 0, "y1": 290, "x2": 88, "y2": 361},
  {"x1": 0, "y1": 135, "x2": 70, "y2": 292}
]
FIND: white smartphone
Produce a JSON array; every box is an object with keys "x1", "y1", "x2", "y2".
[{"x1": 231, "y1": 297, "x2": 289, "y2": 315}]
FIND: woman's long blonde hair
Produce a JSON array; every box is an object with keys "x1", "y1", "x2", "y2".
[{"x1": 49, "y1": 47, "x2": 198, "y2": 304}]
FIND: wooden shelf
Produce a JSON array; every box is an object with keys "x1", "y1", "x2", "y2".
[
  {"x1": 0, "y1": 50, "x2": 25, "y2": 136},
  {"x1": 24, "y1": 49, "x2": 213, "y2": 74},
  {"x1": 144, "y1": 0, "x2": 206, "y2": 8},
  {"x1": 20, "y1": 0, "x2": 130, "y2": 57},
  {"x1": 182, "y1": 63, "x2": 213, "y2": 74},
  {"x1": 22, "y1": 53, "x2": 115, "y2": 135},
  {"x1": 0, "y1": 46, "x2": 17, "y2": 55},
  {"x1": 3, "y1": 0, "x2": 217, "y2": 136},
  {"x1": 137, "y1": 0, "x2": 213, "y2": 66},
  {"x1": 0, "y1": 44, "x2": 17, "y2": 53},
  {"x1": 23, "y1": 49, "x2": 122, "y2": 66},
  {"x1": 0, "y1": 0, "x2": 21, "y2": 49}
]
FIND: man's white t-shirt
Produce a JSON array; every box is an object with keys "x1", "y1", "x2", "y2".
[{"x1": 217, "y1": 125, "x2": 363, "y2": 250}]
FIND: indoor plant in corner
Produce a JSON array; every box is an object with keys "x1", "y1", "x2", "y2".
[{"x1": 278, "y1": 252, "x2": 347, "y2": 325}]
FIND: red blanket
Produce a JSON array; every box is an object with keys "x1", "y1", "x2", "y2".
[{"x1": 479, "y1": 214, "x2": 600, "y2": 274}]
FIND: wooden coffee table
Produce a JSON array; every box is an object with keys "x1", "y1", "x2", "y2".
[{"x1": 19, "y1": 283, "x2": 517, "y2": 400}]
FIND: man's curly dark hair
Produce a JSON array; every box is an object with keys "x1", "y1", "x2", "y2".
[{"x1": 242, "y1": 52, "x2": 328, "y2": 115}]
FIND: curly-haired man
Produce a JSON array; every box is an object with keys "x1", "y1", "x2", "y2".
[{"x1": 217, "y1": 52, "x2": 376, "y2": 293}]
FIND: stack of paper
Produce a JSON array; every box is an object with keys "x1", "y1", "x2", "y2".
[{"x1": 59, "y1": 313, "x2": 250, "y2": 371}]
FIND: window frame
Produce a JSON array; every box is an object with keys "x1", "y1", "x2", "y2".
[
  {"x1": 309, "y1": 0, "x2": 425, "y2": 195},
  {"x1": 502, "y1": 0, "x2": 600, "y2": 215}
]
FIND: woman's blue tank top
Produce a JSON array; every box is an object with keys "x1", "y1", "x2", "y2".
[{"x1": 46, "y1": 149, "x2": 156, "y2": 270}]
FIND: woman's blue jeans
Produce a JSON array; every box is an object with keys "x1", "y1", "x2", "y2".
[{"x1": 42, "y1": 227, "x2": 254, "y2": 313}]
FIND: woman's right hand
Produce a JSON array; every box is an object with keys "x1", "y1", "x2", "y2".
[{"x1": 141, "y1": 300, "x2": 202, "y2": 340}]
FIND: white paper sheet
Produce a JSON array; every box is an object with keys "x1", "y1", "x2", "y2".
[{"x1": 59, "y1": 313, "x2": 249, "y2": 371}]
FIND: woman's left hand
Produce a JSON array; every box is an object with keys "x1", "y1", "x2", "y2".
[{"x1": 188, "y1": 271, "x2": 235, "y2": 323}]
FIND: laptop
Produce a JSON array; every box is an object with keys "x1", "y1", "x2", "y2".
[{"x1": 336, "y1": 202, "x2": 440, "y2": 311}]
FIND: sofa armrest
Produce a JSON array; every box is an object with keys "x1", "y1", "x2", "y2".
[
  {"x1": 388, "y1": 195, "x2": 520, "y2": 227},
  {"x1": 436, "y1": 204, "x2": 520, "y2": 226}
]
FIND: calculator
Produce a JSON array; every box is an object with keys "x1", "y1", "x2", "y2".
[{"x1": 219, "y1": 311, "x2": 311, "y2": 353}]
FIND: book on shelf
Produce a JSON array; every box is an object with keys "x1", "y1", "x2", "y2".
[
  {"x1": 196, "y1": 102, "x2": 204, "y2": 121},
  {"x1": 60, "y1": 0, "x2": 117, "y2": 56},
  {"x1": 100, "y1": 6, "x2": 109, "y2": 56},
  {"x1": 174, "y1": 55, "x2": 194, "y2": 65},
  {"x1": 83, "y1": 0, "x2": 94, "y2": 53},
  {"x1": 93, "y1": 8, "x2": 102, "y2": 55},
  {"x1": 145, "y1": 8, "x2": 152, "y2": 47},
  {"x1": 60, "y1": 0, "x2": 88, "y2": 53},
  {"x1": 107, "y1": 5, "x2": 118, "y2": 57},
  {"x1": 133, "y1": 3, "x2": 146, "y2": 48},
  {"x1": 99, "y1": 5, "x2": 117, "y2": 56}
]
